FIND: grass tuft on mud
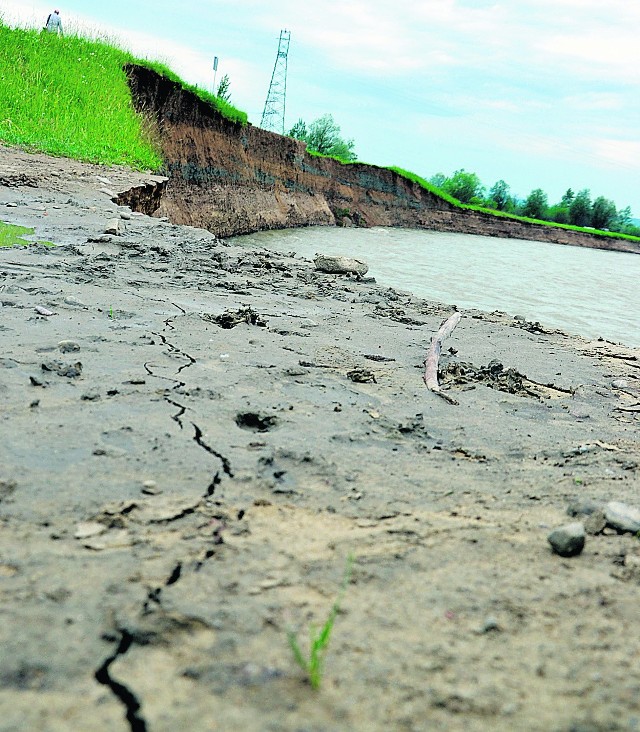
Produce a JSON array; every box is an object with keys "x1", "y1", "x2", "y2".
[
  {"x1": 0, "y1": 221, "x2": 52, "y2": 248},
  {"x1": 0, "y1": 21, "x2": 247, "y2": 170}
]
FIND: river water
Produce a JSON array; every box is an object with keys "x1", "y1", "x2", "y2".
[{"x1": 231, "y1": 227, "x2": 640, "y2": 348}]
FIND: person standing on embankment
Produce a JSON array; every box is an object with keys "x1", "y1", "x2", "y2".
[{"x1": 45, "y1": 10, "x2": 63, "y2": 35}]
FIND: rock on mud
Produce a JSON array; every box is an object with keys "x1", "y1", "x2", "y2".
[
  {"x1": 548, "y1": 522, "x2": 586, "y2": 557},
  {"x1": 314, "y1": 254, "x2": 368, "y2": 276},
  {"x1": 604, "y1": 502, "x2": 640, "y2": 534}
]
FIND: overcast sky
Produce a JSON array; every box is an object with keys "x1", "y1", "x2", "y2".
[{"x1": 3, "y1": 0, "x2": 639, "y2": 214}]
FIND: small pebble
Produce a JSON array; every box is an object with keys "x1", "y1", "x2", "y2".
[
  {"x1": 142, "y1": 480, "x2": 162, "y2": 495},
  {"x1": 612, "y1": 379, "x2": 629, "y2": 389},
  {"x1": 481, "y1": 616, "x2": 501, "y2": 633},
  {"x1": 58, "y1": 340, "x2": 80, "y2": 353},
  {"x1": 64, "y1": 296, "x2": 85, "y2": 308}
]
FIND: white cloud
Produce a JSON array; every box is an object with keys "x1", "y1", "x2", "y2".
[{"x1": 588, "y1": 139, "x2": 640, "y2": 171}]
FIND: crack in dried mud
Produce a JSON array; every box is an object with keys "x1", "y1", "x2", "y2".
[{"x1": 94, "y1": 632, "x2": 148, "y2": 732}]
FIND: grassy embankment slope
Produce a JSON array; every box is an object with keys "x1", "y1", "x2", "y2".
[
  {"x1": 0, "y1": 21, "x2": 638, "y2": 244},
  {"x1": 0, "y1": 21, "x2": 245, "y2": 170}
]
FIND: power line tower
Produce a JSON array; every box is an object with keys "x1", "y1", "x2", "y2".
[{"x1": 260, "y1": 30, "x2": 291, "y2": 135}]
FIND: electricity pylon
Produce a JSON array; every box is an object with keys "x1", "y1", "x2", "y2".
[{"x1": 260, "y1": 30, "x2": 291, "y2": 135}]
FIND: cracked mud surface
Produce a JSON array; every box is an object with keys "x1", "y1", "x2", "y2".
[{"x1": 1, "y1": 146, "x2": 640, "y2": 731}]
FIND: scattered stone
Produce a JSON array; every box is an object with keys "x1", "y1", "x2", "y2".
[
  {"x1": 141, "y1": 480, "x2": 162, "y2": 495},
  {"x1": 548, "y1": 522, "x2": 586, "y2": 557},
  {"x1": 314, "y1": 254, "x2": 368, "y2": 276},
  {"x1": 611, "y1": 379, "x2": 629, "y2": 389},
  {"x1": 58, "y1": 340, "x2": 80, "y2": 353},
  {"x1": 604, "y1": 502, "x2": 640, "y2": 534},
  {"x1": 480, "y1": 616, "x2": 501, "y2": 634},
  {"x1": 120, "y1": 211, "x2": 132, "y2": 220},
  {"x1": 584, "y1": 510, "x2": 607, "y2": 535},
  {"x1": 104, "y1": 219, "x2": 120, "y2": 236},
  {"x1": 568, "y1": 405, "x2": 591, "y2": 419},
  {"x1": 566, "y1": 501, "x2": 601, "y2": 518},
  {"x1": 284, "y1": 367, "x2": 308, "y2": 377},
  {"x1": 74, "y1": 521, "x2": 107, "y2": 539},
  {"x1": 35, "y1": 305, "x2": 56, "y2": 316},
  {"x1": 99, "y1": 187, "x2": 116, "y2": 198},
  {"x1": 81, "y1": 389, "x2": 100, "y2": 401},
  {"x1": 63, "y1": 295, "x2": 86, "y2": 308},
  {"x1": 6, "y1": 202, "x2": 18, "y2": 208}
]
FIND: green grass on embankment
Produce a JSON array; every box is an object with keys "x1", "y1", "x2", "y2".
[{"x1": 0, "y1": 21, "x2": 247, "y2": 171}]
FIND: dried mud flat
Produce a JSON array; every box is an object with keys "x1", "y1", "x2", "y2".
[{"x1": 1, "y1": 147, "x2": 640, "y2": 732}]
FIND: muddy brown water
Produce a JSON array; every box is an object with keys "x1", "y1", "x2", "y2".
[{"x1": 232, "y1": 227, "x2": 640, "y2": 348}]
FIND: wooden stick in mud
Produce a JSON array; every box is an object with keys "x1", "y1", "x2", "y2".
[{"x1": 423, "y1": 312, "x2": 461, "y2": 405}]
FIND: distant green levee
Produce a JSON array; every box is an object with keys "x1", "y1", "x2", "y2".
[
  {"x1": 0, "y1": 21, "x2": 246, "y2": 171},
  {"x1": 0, "y1": 221, "x2": 52, "y2": 248}
]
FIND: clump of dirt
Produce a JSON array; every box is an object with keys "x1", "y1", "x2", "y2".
[
  {"x1": 202, "y1": 306, "x2": 267, "y2": 329},
  {"x1": 440, "y1": 358, "x2": 550, "y2": 398}
]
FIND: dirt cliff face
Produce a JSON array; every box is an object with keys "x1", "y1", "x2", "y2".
[{"x1": 126, "y1": 65, "x2": 640, "y2": 254}]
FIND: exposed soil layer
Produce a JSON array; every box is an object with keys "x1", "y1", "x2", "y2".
[
  {"x1": 125, "y1": 64, "x2": 640, "y2": 255},
  {"x1": 1, "y1": 145, "x2": 640, "y2": 731}
]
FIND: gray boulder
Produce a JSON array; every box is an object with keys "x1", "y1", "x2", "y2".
[
  {"x1": 548, "y1": 522, "x2": 586, "y2": 557},
  {"x1": 314, "y1": 254, "x2": 368, "y2": 276},
  {"x1": 604, "y1": 502, "x2": 640, "y2": 534}
]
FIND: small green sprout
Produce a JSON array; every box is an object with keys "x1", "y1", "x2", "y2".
[{"x1": 288, "y1": 554, "x2": 354, "y2": 690}]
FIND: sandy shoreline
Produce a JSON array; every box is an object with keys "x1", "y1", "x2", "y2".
[{"x1": 1, "y1": 148, "x2": 640, "y2": 731}]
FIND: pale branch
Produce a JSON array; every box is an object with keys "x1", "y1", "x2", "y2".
[{"x1": 423, "y1": 313, "x2": 461, "y2": 404}]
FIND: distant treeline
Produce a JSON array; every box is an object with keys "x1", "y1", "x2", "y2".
[{"x1": 430, "y1": 170, "x2": 639, "y2": 237}]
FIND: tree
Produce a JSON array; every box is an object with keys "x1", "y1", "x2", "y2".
[
  {"x1": 521, "y1": 188, "x2": 549, "y2": 220},
  {"x1": 612, "y1": 205, "x2": 633, "y2": 233},
  {"x1": 591, "y1": 196, "x2": 617, "y2": 230},
  {"x1": 438, "y1": 169, "x2": 485, "y2": 204},
  {"x1": 288, "y1": 114, "x2": 357, "y2": 161},
  {"x1": 488, "y1": 180, "x2": 512, "y2": 211},
  {"x1": 560, "y1": 189, "x2": 575, "y2": 207},
  {"x1": 288, "y1": 118, "x2": 307, "y2": 140},
  {"x1": 429, "y1": 173, "x2": 448, "y2": 190},
  {"x1": 216, "y1": 74, "x2": 231, "y2": 102},
  {"x1": 569, "y1": 189, "x2": 592, "y2": 227},
  {"x1": 547, "y1": 204, "x2": 570, "y2": 224}
]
